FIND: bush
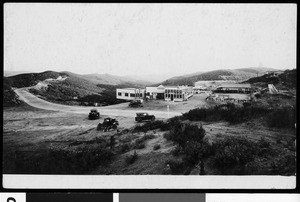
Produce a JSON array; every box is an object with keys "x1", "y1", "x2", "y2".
[
  {"x1": 119, "y1": 143, "x2": 132, "y2": 153},
  {"x1": 165, "y1": 158, "x2": 186, "y2": 174},
  {"x1": 171, "y1": 146, "x2": 181, "y2": 156},
  {"x1": 125, "y1": 151, "x2": 138, "y2": 164},
  {"x1": 133, "y1": 120, "x2": 169, "y2": 132},
  {"x1": 132, "y1": 134, "x2": 156, "y2": 149},
  {"x1": 15, "y1": 148, "x2": 114, "y2": 174},
  {"x1": 269, "y1": 153, "x2": 296, "y2": 175},
  {"x1": 163, "y1": 132, "x2": 172, "y2": 141},
  {"x1": 133, "y1": 142, "x2": 145, "y2": 149},
  {"x1": 267, "y1": 107, "x2": 295, "y2": 128},
  {"x1": 167, "y1": 123, "x2": 206, "y2": 149},
  {"x1": 182, "y1": 103, "x2": 272, "y2": 124},
  {"x1": 153, "y1": 144, "x2": 161, "y2": 150},
  {"x1": 211, "y1": 137, "x2": 259, "y2": 170},
  {"x1": 184, "y1": 140, "x2": 212, "y2": 164}
]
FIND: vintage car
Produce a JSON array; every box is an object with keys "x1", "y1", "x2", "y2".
[
  {"x1": 135, "y1": 112, "x2": 155, "y2": 122},
  {"x1": 129, "y1": 100, "x2": 143, "y2": 108},
  {"x1": 97, "y1": 117, "x2": 119, "y2": 132},
  {"x1": 88, "y1": 108, "x2": 100, "y2": 120}
]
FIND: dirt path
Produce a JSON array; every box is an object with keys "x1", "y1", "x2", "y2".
[{"x1": 14, "y1": 88, "x2": 182, "y2": 119}]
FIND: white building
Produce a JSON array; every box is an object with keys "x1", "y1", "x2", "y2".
[
  {"x1": 164, "y1": 86, "x2": 193, "y2": 102},
  {"x1": 145, "y1": 85, "x2": 165, "y2": 100},
  {"x1": 193, "y1": 86, "x2": 209, "y2": 94},
  {"x1": 116, "y1": 88, "x2": 145, "y2": 101}
]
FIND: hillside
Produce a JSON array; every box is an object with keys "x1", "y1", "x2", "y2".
[
  {"x1": 161, "y1": 69, "x2": 254, "y2": 86},
  {"x1": 3, "y1": 77, "x2": 23, "y2": 107},
  {"x1": 160, "y1": 67, "x2": 281, "y2": 86},
  {"x1": 243, "y1": 69, "x2": 296, "y2": 90},
  {"x1": 5, "y1": 70, "x2": 151, "y2": 106}
]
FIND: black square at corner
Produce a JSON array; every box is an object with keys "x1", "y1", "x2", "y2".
[{"x1": 26, "y1": 193, "x2": 113, "y2": 202}]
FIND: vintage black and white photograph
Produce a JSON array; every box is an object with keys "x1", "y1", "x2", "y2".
[{"x1": 3, "y1": 3, "x2": 296, "y2": 188}]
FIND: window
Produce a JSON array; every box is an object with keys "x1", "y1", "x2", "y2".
[
  {"x1": 125, "y1": 93, "x2": 129, "y2": 97},
  {"x1": 140, "y1": 93, "x2": 143, "y2": 97},
  {"x1": 118, "y1": 92, "x2": 122, "y2": 96},
  {"x1": 130, "y1": 93, "x2": 135, "y2": 97}
]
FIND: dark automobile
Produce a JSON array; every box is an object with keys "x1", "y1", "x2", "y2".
[
  {"x1": 88, "y1": 108, "x2": 100, "y2": 120},
  {"x1": 129, "y1": 100, "x2": 143, "y2": 108},
  {"x1": 97, "y1": 117, "x2": 119, "y2": 132},
  {"x1": 135, "y1": 112, "x2": 155, "y2": 122}
]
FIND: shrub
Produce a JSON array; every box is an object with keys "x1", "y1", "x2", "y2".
[
  {"x1": 184, "y1": 140, "x2": 212, "y2": 164},
  {"x1": 171, "y1": 146, "x2": 181, "y2": 156},
  {"x1": 269, "y1": 153, "x2": 296, "y2": 175},
  {"x1": 267, "y1": 107, "x2": 295, "y2": 128},
  {"x1": 258, "y1": 137, "x2": 271, "y2": 148},
  {"x1": 15, "y1": 148, "x2": 114, "y2": 174},
  {"x1": 182, "y1": 103, "x2": 272, "y2": 124},
  {"x1": 133, "y1": 120, "x2": 169, "y2": 132},
  {"x1": 133, "y1": 142, "x2": 145, "y2": 149},
  {"x1": 163, "y1": 132, "x2": 172, "y2": 141},
  {"x1": 165, "y1": 158, "x2": 186, "y2": 174},
  {"x1": 119, "y1": 143, "x2": 132, "y2": 153},
  {"x1": 167, "y1": 123, "x2": 206, "y2": 149},
  {"x1": 211, "y1": 137, "x2": 259, "y2": 170},
  {"x1": 125, "y1": 151, "x2": 138, "y2": 164},
  {"x1": 153, "y1": 144, "x2": 161, "y2": 150}
]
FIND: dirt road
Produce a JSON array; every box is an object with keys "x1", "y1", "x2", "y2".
[{"x1": 14, "y1": 88, "x2": 182, "y2": 119}]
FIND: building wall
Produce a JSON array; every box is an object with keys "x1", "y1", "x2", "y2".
[
  {"x1": 145, "y1": 87, "x2": 165, "y2": 100},
  {"x1": 116, "y1": 88, "x2": 145, "y2": 100},
  {"x1": 164, "y1": 86, "x2": 193, "y2": 102}
]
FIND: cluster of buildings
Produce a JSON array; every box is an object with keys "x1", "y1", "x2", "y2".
[
  {"x1": 116, "y1": 70, "x2": 286, "y2": 103},
  {"x1": 116, "y1": 83, "x2": 254, "y2": 102},
  {"x1": 116, "y1": 85, "x2": 194, "y2": 102}
]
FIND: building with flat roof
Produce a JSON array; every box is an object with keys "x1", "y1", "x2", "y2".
[
  {"x1": 213, "y1": 83, "x2": 252, "y2": 94},
  {"x1": 145, "y1": 85, "x2": 165, "y2": 100},
  {"x1": 116, "y1": 88, "x2": 145, "y2": 101},
  {"x1": 164, "y1": 86, "x2": 193, "y2": 102}
]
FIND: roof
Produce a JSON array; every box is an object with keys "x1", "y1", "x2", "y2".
[
  {"x1": 117, "y1": 88, "x2": 145, "y2": 91},
  {"x1": 164, "y1": 85, "x2": 193, "y2": 89},
  {"x1": 218, "y1": 83, "x2": 251, "y2": 88}
]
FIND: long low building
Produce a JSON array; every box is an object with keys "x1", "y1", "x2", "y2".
[
  {"x1": 116, "y1": 88, "x2": 145, "y2": 101},
  {"x1": 213, "y1": 83, "x2": 252, "y2": 94},
  {"x1": 117, "y1": 85, "x2": 193, "y2": 102}
]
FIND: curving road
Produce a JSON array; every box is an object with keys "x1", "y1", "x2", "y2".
[{"x1": 14, "y1": 88, "x2": 182, "y2": 119}]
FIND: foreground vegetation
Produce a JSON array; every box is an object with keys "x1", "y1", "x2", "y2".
[{"x1": 182, "y1": 102, "x2": 295, "y2": 128}]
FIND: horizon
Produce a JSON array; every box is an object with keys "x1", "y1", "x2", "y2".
[{"x1": 4, "y1": 4, "x2": 296, "y2": 77}]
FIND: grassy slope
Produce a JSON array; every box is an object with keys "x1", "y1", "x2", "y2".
[
  {"x1": 6, "y1": 70, "x2": 151, "y2": 105},
  {"x1": 3, "y1": 77, "x2": 23, "y2": 107},
  {"x1": 161, "y1": 69, "x2": 258, "y2": 86},
  {"x1": 243, "y1": 69, "x2": 297, "y2": 90}
]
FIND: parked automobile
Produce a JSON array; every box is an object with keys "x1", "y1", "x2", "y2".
[
  {"x1": 97, "y1": 117, "x2": 119, "y2": 132},
  {"x1": 88, "y1": 108, "x2": 100, "y2": 120},
  {"x1": 135, "y1": 112, "x2": 155, "y2": 122},
  {"x1": 129, "y1": 100, "x2": 143, "y2": 108}
]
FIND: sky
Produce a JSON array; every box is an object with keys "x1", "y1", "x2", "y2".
[{"x1": 4, "y1": 3, "x2": 297, "y2": 77}]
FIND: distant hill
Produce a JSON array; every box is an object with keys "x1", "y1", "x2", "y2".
[
  {"x1": 4, "y1": 70, "x2": 36, "y2": 77},
  {"x1": 160, "y1": 67, "x2": 281, "y2": 86},
  {"x1": 5, "y1": 70, "x2": 152, "y2": 106},
  {"x1": 243, "y1": 69, "x2": 296, "y2": 89},
  {"x1": 235, "y1": 67, "x2": 278, "y2": 74}
]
